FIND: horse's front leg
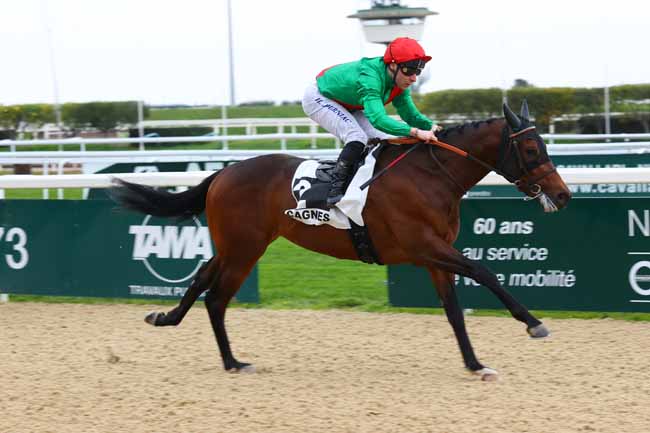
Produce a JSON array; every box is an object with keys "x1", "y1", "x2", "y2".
[
  {"x1": 428, "y1": 267, "x2": 498, "y2": 381},
  {"x1": 465, "y1": 260, "x2": 549, "y2": 338},
  {"x1": 421, "y1": 240, "x2": 548, "y2": 338}
]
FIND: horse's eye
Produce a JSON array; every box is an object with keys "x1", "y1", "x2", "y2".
[{"x1": 526, "y1": 148, "x2": 538, "y2": 157}]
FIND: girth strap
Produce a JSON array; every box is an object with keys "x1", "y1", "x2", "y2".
[{"x1": 348, "y1": 219, "x2": 383, "y2": 265}]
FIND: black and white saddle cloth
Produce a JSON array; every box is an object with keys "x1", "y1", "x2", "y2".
[{"x1": 285, "y1": 145, "x2": 382, "y2": 229}]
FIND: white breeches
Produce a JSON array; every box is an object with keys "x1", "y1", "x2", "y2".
[{"x1": 301, "y1": 82, "x2": 393, "y2": 145}]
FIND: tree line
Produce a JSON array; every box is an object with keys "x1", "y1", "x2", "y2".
[
  {"x1": 416, "y1": 84, "x2": 650, "y2": 129},
  {"x1": 0, "y1": 101, "x2": 145, "y2": 138},
  {"x1": 2, "y1": 83, "x2": 649, "y2": 137}
]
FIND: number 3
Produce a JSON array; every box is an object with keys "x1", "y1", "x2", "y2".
[{"x1": 1, "y1": 227, "x2": 29, "y2": 269}]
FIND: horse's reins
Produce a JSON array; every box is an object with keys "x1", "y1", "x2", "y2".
[
  {"x1": 359, "y1": 141, "x2": 421, "y2": 190},
  {"x1": 360, "y1": 126, "x2": 556, "y2": 198}
]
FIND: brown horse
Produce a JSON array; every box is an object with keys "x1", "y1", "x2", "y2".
[{"x1": 108, "y1": 101, "x2": 571, "y2": 380}]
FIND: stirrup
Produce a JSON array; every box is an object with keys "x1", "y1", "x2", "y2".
[
  {"x1": 326, "y1": 181, "x2": 345, "y2": 208},
  {"x1": 326, "y1": 192, "x2": 344, "y2": 208}
]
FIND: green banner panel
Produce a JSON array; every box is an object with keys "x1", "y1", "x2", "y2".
[
  {"x1": 0, "y1": 200, "x2": 258, "y2": 302},
  {"x1": 389, "y1": 197, "x2": 650, "y2": 312}
]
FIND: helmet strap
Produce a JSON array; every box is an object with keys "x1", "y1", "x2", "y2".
[
  {"x1": 389, "y1": 63, "x2": 399, "y2": 86},
  {"x1": 387, "y1": 44, "x2": 399, "y2": 85}
]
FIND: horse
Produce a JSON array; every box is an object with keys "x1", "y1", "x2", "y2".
[{"x1": 108, "y1": 101, "x2": 571, "y2": 380}]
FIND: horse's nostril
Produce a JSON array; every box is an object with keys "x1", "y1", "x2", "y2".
[{"x1": 557, "y1": 192, "x2": 571, "y2": 205}]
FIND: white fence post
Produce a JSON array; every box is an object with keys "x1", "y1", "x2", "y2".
[
  {"x1": 549, "y1": 123, "x2": 555, "y2": 145},
  {"x1": 310, "y1": 124, "x2": 317, "y2": 149},
  {"x1": 57, "y1": 160, "x2": 65, "y2": 199},
  {"x1": 138, "y1": 100, "x2": 145, "y2": 151},
  {"x1": 279, "y1": 124, "x2": 286, "y2": 150},
  {"x1": 42, "y1": 162, "x2": 49, "y2": 199}
]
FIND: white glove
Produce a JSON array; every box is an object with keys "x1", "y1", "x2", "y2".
[{"x1": 411, "y1": 128, "x2": 437, "y2": 142}]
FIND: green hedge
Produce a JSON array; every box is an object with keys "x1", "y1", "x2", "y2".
[
  {"x1": 0, "y1": 104, "x2": 55, "y2": 136},
  {"x1": 127, "y1": 126, "x2": 214, "y2": 147},
  {"x1": 421, "y1": 84, "x2": 650, "y2": 131},
  {"x1": 0, "y1": 101, "x2": 145, "y2": 136},
  {"x1": 62, "y1": 101, "x2": 145, "y2": 131}
]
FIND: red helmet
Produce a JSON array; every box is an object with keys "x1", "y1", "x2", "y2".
[{"x1": 383, "y1": 37, "x2": 431, "y2": 64}]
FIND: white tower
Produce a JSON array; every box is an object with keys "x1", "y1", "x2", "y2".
[{"x1": 348, "y1": 1, "x2": 438, "y2": 45}]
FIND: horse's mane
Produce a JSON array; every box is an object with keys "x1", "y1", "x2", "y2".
[{"x1": 437, "y1": 118, "x2": 500, "y2": 140}]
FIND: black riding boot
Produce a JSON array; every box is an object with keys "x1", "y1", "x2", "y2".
[{"x1": 326, "y1": 141, "x2": 365, "y2": 208}]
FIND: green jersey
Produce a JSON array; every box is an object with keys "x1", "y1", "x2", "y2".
[{"x1": 316, "y1": 56, "x2": 433, "y2": 137}]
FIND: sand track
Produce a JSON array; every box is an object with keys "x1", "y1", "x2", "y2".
[{"x1": 1, "y1": 303, "x2": 649, "y2": 433}]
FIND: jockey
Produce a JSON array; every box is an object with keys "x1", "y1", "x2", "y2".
[{"x1": 302, "y1": 37, "x2": 440, "y2": 208}]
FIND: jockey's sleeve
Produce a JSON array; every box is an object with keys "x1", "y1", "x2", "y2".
[
  {"x1": 359, "y1": 77, "x2": 412, "y2": 137},
  {"x1": 392, "y1": 90, "x2": 434, "y2": 131}
]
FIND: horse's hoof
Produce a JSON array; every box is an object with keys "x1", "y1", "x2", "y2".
[
  {"x1": 144, "y1": 311, "x2": 162, "y2": 326},
  {"x1": 473, "y1": 367, "x2": 499, "y2": 381},
  {"x1": 227, "y1": 364, "x2": 256, "y2": 374},
  {"x1": 527, "y1": 323, "x2": 550, "y2": 338}
]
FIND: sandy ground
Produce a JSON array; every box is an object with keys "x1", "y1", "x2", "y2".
[{"x1": 1, "y1": 303, "x2": 649, "y2": 433}]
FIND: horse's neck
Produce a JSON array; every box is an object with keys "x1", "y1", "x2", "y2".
[{"x1": 440, "y1": 121, "x2": 504, "y2": 193}]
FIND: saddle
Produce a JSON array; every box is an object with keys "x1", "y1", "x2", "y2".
[
  {"x1": 291, "y1": 138, "x2": 384, "y2": 209},
  {"x1": 286, "y1": 142, "x2": 385, "y2": 264}
]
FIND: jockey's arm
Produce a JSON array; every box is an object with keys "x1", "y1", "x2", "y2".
[
  {"x1": 361, "y1": 90, "x2": 412, "y2": 137},
  {"x1": 392, "y1": 90, "x2": 435, "y2": 132}
]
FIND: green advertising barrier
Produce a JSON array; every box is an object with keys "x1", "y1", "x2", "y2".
[
  {"x1": 468, "y1": 153, "x2": 650, "y2": 198},
  {"x1": 0, "y1": 200, "x2": 258, "y2": 302},
  {"x1": 389, "y1": 197, "x2": 650, "y2": 312}
]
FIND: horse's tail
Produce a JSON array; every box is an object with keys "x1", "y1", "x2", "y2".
[{"x1": 108, "y1": 171, "x2": 220, "y2": 220}]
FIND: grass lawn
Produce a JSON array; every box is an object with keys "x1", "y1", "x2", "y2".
[
  {"x1": 3, "y1": 188, "x2": 84, "y2": 199},
  {"x1": 148, "y1": 105, "x2": 306, "y2": 120}
]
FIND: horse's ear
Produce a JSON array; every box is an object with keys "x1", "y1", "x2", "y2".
[
  {"x1": 520, "y1": 99, "x2": 530, "y2": 121},
  {"x1": 503, "y1": 103, "x2": 522, "y2": 129}
]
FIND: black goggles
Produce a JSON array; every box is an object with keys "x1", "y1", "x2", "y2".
[{"x1": 399, "y1": 59, "x2": 425, "y2": 76}]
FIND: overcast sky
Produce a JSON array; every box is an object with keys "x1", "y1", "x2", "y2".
[{"x1": 1, "y1": 0, "x2": 648, "y2": 106}]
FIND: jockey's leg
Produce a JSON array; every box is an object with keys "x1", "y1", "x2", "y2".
[
  {"x1": 352, "y1": 110, "x2": 393, "y2": 141},
  {"x1": 321, "y1": 111, "x2": 396, "y2": 207},
  {"x1": 302, "y1": 82, "x2": 368, "y2": 207},
  {"x1": 326, "y1": 140, "x2": 364, "y2": 207}
]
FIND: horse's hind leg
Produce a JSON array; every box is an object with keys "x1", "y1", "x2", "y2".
[
  {"x1": 429, "y1": 268, "x2": 497, "y2": 381},
  {"x1": 204, "y1": 237, "x2": 270, "y2": 373},
  {"x1": 144, "y1": 258, "x2": 215, "y2": 327}
]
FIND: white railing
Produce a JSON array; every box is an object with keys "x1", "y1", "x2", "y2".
[
  {"x1": 3, "y1": 134, "x2": 650, "y2": 154},
  {"x1": 141, "y1": 117, "x2": 317, "y2": 137},
  {"x1": 0, "y1": 132, "x2": 338, "y2": 152},
  {"x1": 1, "y1": 139, "x2": 649, "y2": 180},
  {"x1": 0, "y1": 149, "x2": 341, "y2": 164},
  {"x1": 4, "y1": 129, "x2": 650, "y2": 152},
  {"x1": 2, "y1": 167, "x2": 649, "y2": 189}
]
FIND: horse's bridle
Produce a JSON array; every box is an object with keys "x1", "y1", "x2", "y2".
[{"x1": 496, "y1": 126, "x2": 557, "y2": 200}]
